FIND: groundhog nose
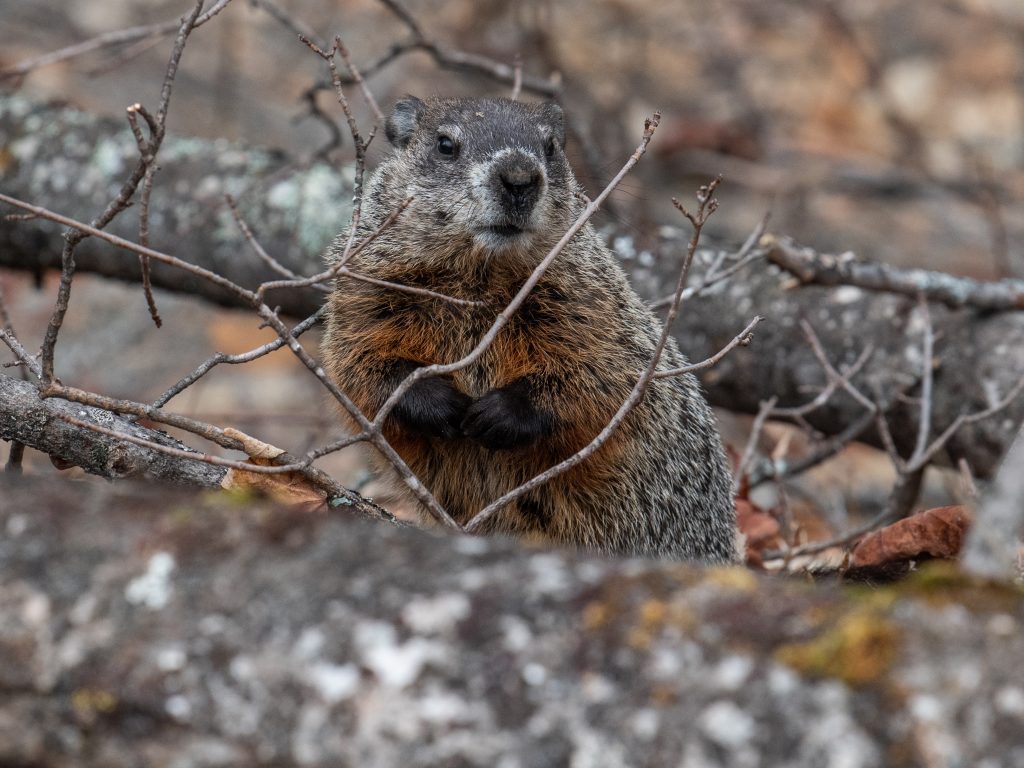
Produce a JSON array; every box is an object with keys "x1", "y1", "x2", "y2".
[{"x1": 498, "y1": 166, "x2": 541, "y2": 210}]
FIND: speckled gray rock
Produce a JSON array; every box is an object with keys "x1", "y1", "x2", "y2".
[{"x1": 1, "y1": 476, "x2": 1022, "y2": 767}]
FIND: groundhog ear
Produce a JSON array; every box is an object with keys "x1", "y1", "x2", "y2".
[
  {"x1": 540, "y1": 102, "x2": 565, "y2": 148},
  {"x1": 386, "y1": 96, "x2": 425, "y2": 149}
]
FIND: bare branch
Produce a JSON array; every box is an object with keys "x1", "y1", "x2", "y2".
[
  {"x1": 226, "y1": 194, "x2": 306, "y2": 282},
  {"x1": 769, "y1": 236, "x2": 1024, "y2": 311},
  {"x1": 655, "y1": 315, "x2": 761, "y2": 379},
  {"x1": 371, "y1": 0, "x2": 560, "y2": 97},
  {"x1": 733, "y1": 397, "x2": 778, "y2": 496},
  {"x1": 0, "y1": 0, "x2": 234, "y2": 80},
  {"x1": 747, "y1": 408, "x2": 876, "y2": 488},
  {"x1": 0, "y1": 191, "x2": 461, "y2": 529},
  {"x1": 153, "y1": 308, "x2": 325, "y2": 408},
  {"x1": 248, "y1": 0, "x2": 323, "y2": 47},
  {"x1": 798, "y1": 320, "x2": 877, "y2": 413},
  {"x1": 910, "y1": 296, "x2": 934, "y2": 462},
  {"x1": 510, "y1": 55, "x2": 523, "y2": 101},
  {"x1": 770, "y1": 342, "x2": 874, "y2": 418},
  {"x1": 906, "y1": 374, "x2": 1024, "y2": 473},
  {"x1": 0, "y1": 328, "x2": 42, "y2": 379},
  {"x1": 335, "y1": 37, "x2": 386, "y2": 124}
]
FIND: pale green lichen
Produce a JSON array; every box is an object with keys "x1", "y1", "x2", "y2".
[
  {"x1": 266, "y1": 163, "x2": 353, "y2": 254},
  {"x1": 10, "y1": 135, "x2": 40, "y2": 162},
  {"x1": 91, "y1": 137, "x2": 127, "y2": 177},
  {"x1": 160, "y1": 135, "x2": 219, "y2": 163}
]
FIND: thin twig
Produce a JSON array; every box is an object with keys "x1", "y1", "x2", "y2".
[
  {"x1": 226, "y1": 194, "x2": 304, "y2": 281},
  {"x1": 510, "y1": 55, "x2": 523, "y2": 100},
  {"x1": 371, "y1": 0, "x2": 559, "y2": 97},
  {"x1": 0, "y1": 191, "x2": 460, "y2": 528},
  {"x1": 799, "y1": 320, "x2": 877, "y2": 412},
  {"x1": 153, "y1": 308, "x2": 325, "y2": 408},
  {"x1": 335, "y1": 37, "x2": 386, "y2": 124},
  {"x1": 655, "y1": 315, "x2": 761, "y2": 378},
  {"x1": 906, "y1": 374, "x2": 1024, "y2": 473},
  {"x1": 249, "y1": 196, "x2": 476, "y2": 306},
  {"x1": 248, "y1": 0, "x2": 323, "y2": 47},
  {"x1": 299, "y1": 36, "x2": 377, "y2": 269},
  {"x1": 747, "y1": 408, "x2": 876, "y2": 487},
  {"x1": 36, "y1": 1, "x2": 210, "y2": 379},
  {"x1": 732, "y1": 397, "x2": 778, "y2": 496},
  {"x1": 910, "y1": 296, "x2": 934, "y2": 462},
  {"x1": 0, "y1": 0, "x2": 234, "y2": 80},
  {"x1": 0, "y1": 328, "x2": 43, "y2": 379},
  {"x1": 138, "y1": 0, "x2": 209, "y2": 329},
  {"x1": 649, "y1": 213, "x2": 770, "y2": 310},
  {"x1": 770, "y1": 343, "x2": 874, "y2": 418},
  {"x1": 763, "y1": 469, "x2": 925, "y2": 561}
]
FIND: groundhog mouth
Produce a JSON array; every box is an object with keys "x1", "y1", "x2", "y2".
[{"x1": 478, "y1": 224, "x2": 527, "y2": 238}]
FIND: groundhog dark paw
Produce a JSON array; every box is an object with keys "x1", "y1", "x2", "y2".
[
  {"x1": 391, "y1": 375, "x2": 472, "y2": 439},
  {"x1": 462, "y1": 382, "x2": 553, "y2": 451}
]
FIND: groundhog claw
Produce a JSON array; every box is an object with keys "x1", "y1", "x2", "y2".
[
  {"x1": 462, "y1": 382, "x2": 553, "y2": 451},
  {"x1": 391, "y1": 375, "x2": 471, "y2": 439}
]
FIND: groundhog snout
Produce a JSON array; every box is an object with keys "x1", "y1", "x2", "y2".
[{"x1": 491, "y1": 154, "x2": 543, "y2": 217}]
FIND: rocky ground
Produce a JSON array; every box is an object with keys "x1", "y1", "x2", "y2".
[{"x1": 2, "y1": 476, "x2": 1023, "y2": 767}]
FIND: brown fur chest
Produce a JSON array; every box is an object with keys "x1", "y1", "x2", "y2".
[{"x1": 338, "y1": 264, "x2": 583, "y2": 397}]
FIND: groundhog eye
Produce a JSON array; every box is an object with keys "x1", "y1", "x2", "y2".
[
  {"x1": 545, "y1": 137, "x2": 555, "y2": 159},
  {"x1": 437, "y1": 135, "x2": 456, "y2": 156}
]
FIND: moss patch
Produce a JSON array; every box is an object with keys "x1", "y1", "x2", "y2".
[{"x1": 776, "y1": 607, "x2": 901, "y2": 687}]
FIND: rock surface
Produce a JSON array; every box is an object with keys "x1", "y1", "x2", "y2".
[{"x1": 1, "y1": 476, "x2": 1022, "y2": 767}]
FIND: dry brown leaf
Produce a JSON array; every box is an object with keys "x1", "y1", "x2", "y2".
[
  {"x1": 220, "y1": 429, "x2": 324, "y2": 510},
  {"x1": 223, "y1": 428, "x2": 285, "y2": 461},
  {"x1": 221, "y1": 466, "x2": 326, "y2": 510},
  {"x1": 737, "y1": 498, "x2": 782, "y2": 567},
  {"x1": 850, "y1": 505, "x2": 974, "y2": 568}
]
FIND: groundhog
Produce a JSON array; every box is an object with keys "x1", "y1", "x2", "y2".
[{"x1": 322, "y1": 96, "x2": 739, "y2": 563}]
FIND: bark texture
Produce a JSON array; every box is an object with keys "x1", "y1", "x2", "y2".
[
  {"x1": 4, "y1": 93, "x2": 1024, "y2": 476},
  {"x1": 0, "y1": 476, "x2": 1022, "y2": 768},
  {"x1": 0, "y1": 372, "x2": 224, "y2": 487}
]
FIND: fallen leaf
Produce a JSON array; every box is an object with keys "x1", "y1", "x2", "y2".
[
  {"x1": 220, "y1": 429, "x2": 324, "y2": 510},
  {"x1": 221, "y1": 466, "x2": 326, "y2": 510},
  {"x1": 223, "y1": 428, "x2": 286, "y2": 461},
  {"x1": 850, "y1": 505, "x2": 974, "y2": 569},
  {"x1": 737, "y1": 498, "x2": 782, "y2": 567}
]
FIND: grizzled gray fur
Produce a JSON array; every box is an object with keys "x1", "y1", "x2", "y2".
[{"x1": 322, "y1": 96, "x2": 740, "y2": 562}]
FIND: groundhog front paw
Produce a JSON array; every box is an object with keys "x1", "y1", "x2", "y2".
[
  {"x1": 391, "y1": 375, "x2": 472, "y2": 439},
  {"x1": 462, "y1": 381, "x2": 553, "y2": 451}
]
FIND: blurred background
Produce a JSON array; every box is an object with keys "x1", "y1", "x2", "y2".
[{"x1": 1, "y1": 0, "x2": 1023, "y2": 520}]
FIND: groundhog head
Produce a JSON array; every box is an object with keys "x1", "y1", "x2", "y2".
[{"x1": 384, "y1": 96, "x2": 576, "y2": 256}]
